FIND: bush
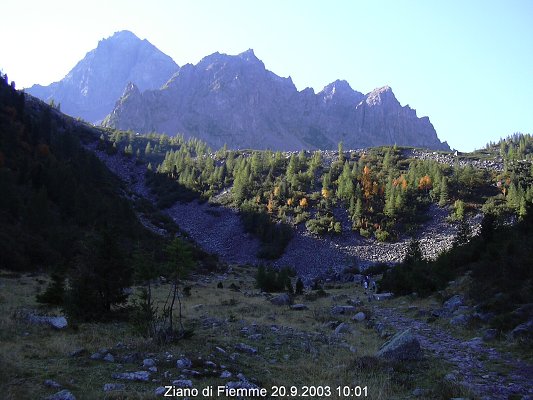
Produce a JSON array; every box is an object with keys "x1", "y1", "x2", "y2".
[
  {"x1": 36, "y1": 272, "x2": 65, "y2": 306},
  {"x1": 359, "y1": 228, "x2": 371, "y2": 238},
  {"x1": 255, "y1": 265, "x2": 294, "y2": 292},
  {"x1": 374, "y1": 229, "x2": 390, "y2": 242}
]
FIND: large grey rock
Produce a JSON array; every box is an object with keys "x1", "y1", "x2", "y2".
[
  {"x1": 376, "y1": 329, "x2": 422, "y2": 361},
  {"x1": 45, "y1": 390, "x2": 76, "y2": 400},
  {"x1": 112, "y1": 371, "x2": 150, "y2": 382},
  {"x1": 270, "y1": 293, "x2": 291, "y2": 306},
  {"x1": 103, "y1": 51, "x2": 449, "y2": 151},
  {"x1": 27, "y1": 30, "x2": 179, "y2": 123},
  {"x1": 27, "y1": 314, "x2": 67, "y2": 330}
]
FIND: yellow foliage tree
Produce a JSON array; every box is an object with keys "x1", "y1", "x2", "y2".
[
  {"x1": 418, "y1": 175, "x2": 432, "y2": 192},
  {"x1": 299, "y1": 197, "x2": 308, "y2": 208}
]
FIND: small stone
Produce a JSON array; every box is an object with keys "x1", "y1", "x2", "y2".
[
  {"x1": 44, "y1": 379, "x2": 62, "y2": 389},
  {"x1": 220, "y1": 370, "x2": 232, "y2": 378},
  {"x1": 204, "y1": 361, "x2": 217, "y2": 368},
  {"x1": 482, "y1": 328, "x2": 498, "y2": 342},
  {"x1": 103, "y1": 383, "x2": 125, "y2": 392},
  {"x1": 331, "y1": 305, "x2": 356, "y2": 315},
  {"x1": 334, "y1": 322, "x2": 351, "y2": 335},
  {"x1": 112, "y1": 371, "x2": 150, "y2": 382},
  {"x1": 90, "y1": 352, "x2": 102, "y2": 360},
  {"x1": 154, "y1": 387, "x2": 166, "y2": 395},
  {"x1": 248, "y1": 334, "x2": 263, "y2": 341},
  {"x1": 182, "y1": 369, "x2": 201, "y2": 377},
  {"x1": 69, "y1": 348, "x2": 87, "y2": 357},
  {"x1": 143, "y1": 358, "x2": 156, "y2": 368},
  {"x1": 45, "y1": 390, "x2": 76, "y2": 400},
  {"x1": 373, "y1": 293, "x2": 393, "y2": 301},
  {"x1": 235, "y1": 343, "x2": 257, "y2": 355},
  {"x1": 290, "y1": 304, "x2": 308, "y2": 310},
  {"x1": 172, "y1": 379, "x2": 193, "y2": 388},
  {"x1": 176, "y1": 357, "x2": 192, "y2": 369},
  {"x1": 215, "y1": 346, "x2": 226, "y2": 354},
  {"x1": 103, "y1": 353, "x2": 115, "y2": 362},
  {"x1": 270, "y1": 293, "x2": 291, "y2": 306},
  {"x1": 148, "y1": 366, "x2": 157, "y2": 372},
  {"x1": 352, "y1": 312, "x2": 366, "y2": 322}
]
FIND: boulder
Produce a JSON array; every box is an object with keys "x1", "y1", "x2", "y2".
[
  {"x1": 376, "y1": 329, "x2": 422, "y2": 361},
  {"x1": 270, "y1": 293, "x2": 291, "y2": 306},
  {"x1": 27, "y1": 314, "x2": 68, "y2": 330}
]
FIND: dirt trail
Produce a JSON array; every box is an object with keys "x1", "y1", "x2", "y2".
[{"x1": 371, "y1": 305, "x2": 533, "y2": 399}]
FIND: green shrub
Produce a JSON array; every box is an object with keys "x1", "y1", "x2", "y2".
[{"x1": 374, "y1": 229, "x2": 390, "y2": 242}]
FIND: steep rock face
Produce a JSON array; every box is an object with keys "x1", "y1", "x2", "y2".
[
  {"x1": 27, "y1": 30, "x2": 179, "y2": 123},
  {"x1": 103, "y1": 49, "x2": 449, "y2": 151}
]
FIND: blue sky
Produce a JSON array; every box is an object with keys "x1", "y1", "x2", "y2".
[{"x1": 1, "y1": 0, "x2": 532, "y2": 151}]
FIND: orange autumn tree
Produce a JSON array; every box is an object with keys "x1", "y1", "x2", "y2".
[
  {"x1": 361, "y1": 165, "x2": 373, "y2": 200},
  {"x1": 418, "y1": 175, "x2": 432, "y2": 193}
]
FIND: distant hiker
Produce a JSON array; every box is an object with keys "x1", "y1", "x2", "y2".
[
  {"x1": 363, "y1": 280, "x2": 368, "y2": 290},
  {"x1": 371, "y1": 280, "x2": 377, "y2": 292}
]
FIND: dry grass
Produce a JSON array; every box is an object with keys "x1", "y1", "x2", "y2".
[{"x1": 0, "y1": 270, "x2": 470, "y2": 399}]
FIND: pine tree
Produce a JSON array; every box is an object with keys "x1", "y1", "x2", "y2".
[{"x1": 439, "y1": 177, "x2": 449, "y2": 207}]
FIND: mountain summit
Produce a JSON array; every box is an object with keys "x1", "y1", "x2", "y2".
[
  {"x1": 104, "y1": 49, "x2": 449, "y2": 150},
  {"x1": 26, "y1": 30, "x2": 179, "y2": 123}
]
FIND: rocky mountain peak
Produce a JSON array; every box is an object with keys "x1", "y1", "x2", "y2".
[
  {"x1": 320, "y1": 79, "x2": 364, "y2": 105},
  {"x1": 27, "y1": 31, "x2": 179, "y2": 123},
  {"x1": 364, "y1": 85, "x2": 398, "y2": 107}
]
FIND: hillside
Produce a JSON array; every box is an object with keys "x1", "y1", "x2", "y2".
[{"x1": 26, "y1": 31, "x2": 179, "y2": 123}]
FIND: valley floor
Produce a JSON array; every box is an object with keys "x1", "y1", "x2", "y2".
[{"x1": 1, "y1": 269, "x2": 531, "y2": 399}]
